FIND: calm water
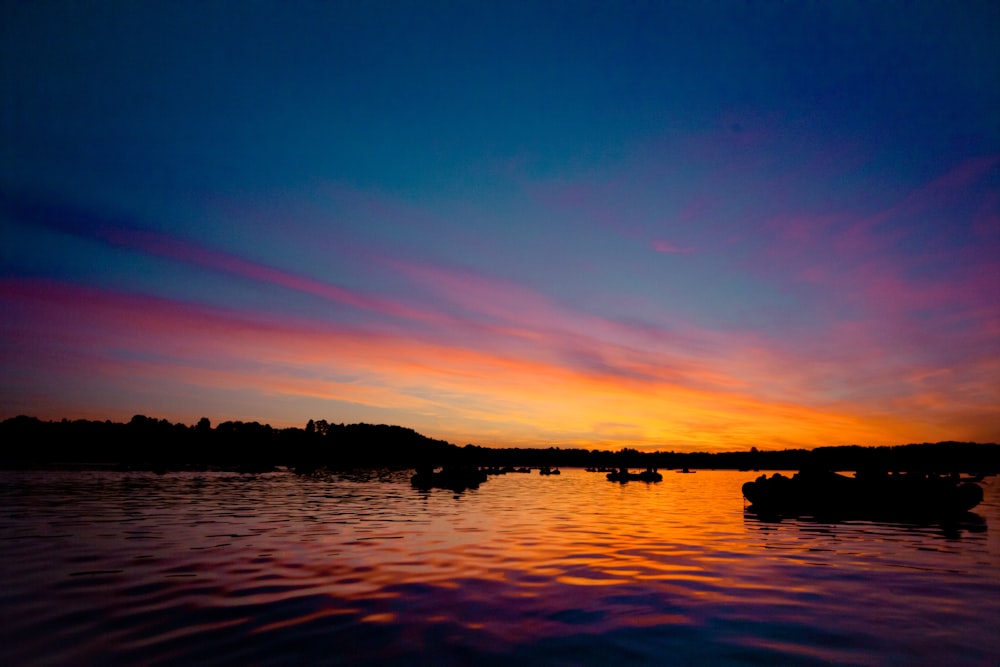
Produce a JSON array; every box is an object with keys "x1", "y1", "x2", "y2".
[{"x1": 1, "y1": 469, "x2": 998, "y2": 666}]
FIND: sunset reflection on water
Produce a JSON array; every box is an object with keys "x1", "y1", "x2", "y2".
[{"x1": 0, "y1": 468, "x2": 997, "y2": 665}]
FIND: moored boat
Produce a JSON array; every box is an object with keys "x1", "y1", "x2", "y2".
[
  {"x1": 742, "y1": 469, "x2": 984, "y2": 519},
  {"x1": 606, "y1": 467, "x2": 663, "y2": 483},
  {"x1": 411, "y1": 466, "x2": 488, "y2": 492}
]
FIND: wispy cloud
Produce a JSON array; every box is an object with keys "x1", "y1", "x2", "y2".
[
  {"x1": 651, "y1": 239, "x2": 693, "y2": 254},
  {"x1": 6, "y1": 268, "x2": 997, "y2": 449},
  {"x1": 4, "y1": 161, "x2": 998, "y2": 449}
]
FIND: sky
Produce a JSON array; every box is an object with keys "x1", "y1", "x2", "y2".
[{"x1": 1, "y1": 1, "x2": 998, "y2": 451}]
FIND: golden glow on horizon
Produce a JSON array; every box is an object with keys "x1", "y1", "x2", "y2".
[{"x1": 3, "y1": 279, "x2": 996, "y2": 451}]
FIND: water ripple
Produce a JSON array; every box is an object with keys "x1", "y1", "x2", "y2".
[{"x1": 0, "y1": 469, "x2": 997, "y2": 665}]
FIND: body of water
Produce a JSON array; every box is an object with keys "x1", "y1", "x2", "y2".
[{"x1": 1, "y1": 468, "x2": 998, "y2": 665}]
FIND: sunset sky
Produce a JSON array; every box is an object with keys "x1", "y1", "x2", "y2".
[{"x1": 2, "y1": 2, "x2": 998, "y2": 451}]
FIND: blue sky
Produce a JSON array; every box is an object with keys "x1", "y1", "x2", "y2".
[{"x1": 2, "y1": 1, "x2": 998, "y2": 449}]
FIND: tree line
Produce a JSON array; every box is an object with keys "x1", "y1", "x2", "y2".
[{"x1": 1, "y1": 414, "x2": 997, "y2": 473}]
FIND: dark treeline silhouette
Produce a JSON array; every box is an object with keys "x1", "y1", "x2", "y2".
[
  {"x1": 458, "y1": 442, "x2": 1000, "y2": 474},
  {"x1": 1, "y1": 415, "x2": 998, "y2": 473},
  {"x1": 0, "y1": 415, "x2": 459, "y2": 471}
]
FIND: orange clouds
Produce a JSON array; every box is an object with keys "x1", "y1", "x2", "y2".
[{"x1": 5, "y1": 275, "x2": 995, "y2": 451}]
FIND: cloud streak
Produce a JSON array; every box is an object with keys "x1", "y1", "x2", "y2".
[
  {"x1": 2, "y1": 156, "x2": 997, "y2": 451},
  {"x1": 4, "y1": 272, "x2": 997, "y2": 449},
  {"x1": 651, "y1": 240, "x2": 693, "y2": 254}
]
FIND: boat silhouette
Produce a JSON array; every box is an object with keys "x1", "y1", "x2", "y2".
[
  {"x1": 606, "y1": 467, "x2": 663, "y2": 483},
  {"x1": 411, "y1": 466, "x2": 488, "y2": 492},
  {"x1": 742, "y1": 469, "x2": 984, "y2": 519}
]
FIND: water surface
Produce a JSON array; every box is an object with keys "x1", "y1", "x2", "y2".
[{"x1": 1, "y1": 469, "x2": 997, "y2": 665}]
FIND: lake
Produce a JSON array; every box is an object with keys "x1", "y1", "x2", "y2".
[{"x1": 1, "y1": 468, "x2": 997, "y2": 665}]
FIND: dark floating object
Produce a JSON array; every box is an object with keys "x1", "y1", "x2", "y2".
[
  {"x1": 411, "y1": 466, "x2": 488, "y2": 492},
  {"x1": 606, "y1": 467, "x2": 663, "y2": 483},
  {"x1": 742, "y1": 469, "x2": 985, "y2": 520},
  {"x1": 538, "y1": 466, "x2": 561, "y2": 475},
  {"x1": 480, "y1": 465, "x2": 532, "y2": 475},
  {"x1": 676, "y1": 467, "x2": 695, "y2": 473}
]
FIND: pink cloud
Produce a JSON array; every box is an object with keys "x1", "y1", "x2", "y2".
[
  {"x1": 651, "y1": 239, "x2": 693, "y2": 254},
  {"x1": 4, "y1": 275, "x2": 998, "y2": 447},
  {"x1": 861, "y1": 154, "x2": 1000, "y2": 230},
  {"x1": 102, "y1": 227, "x2": 443, "y2": 324},
  {"x1": 1, "y1": 192, "x2": 452, "y2": 327}
]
